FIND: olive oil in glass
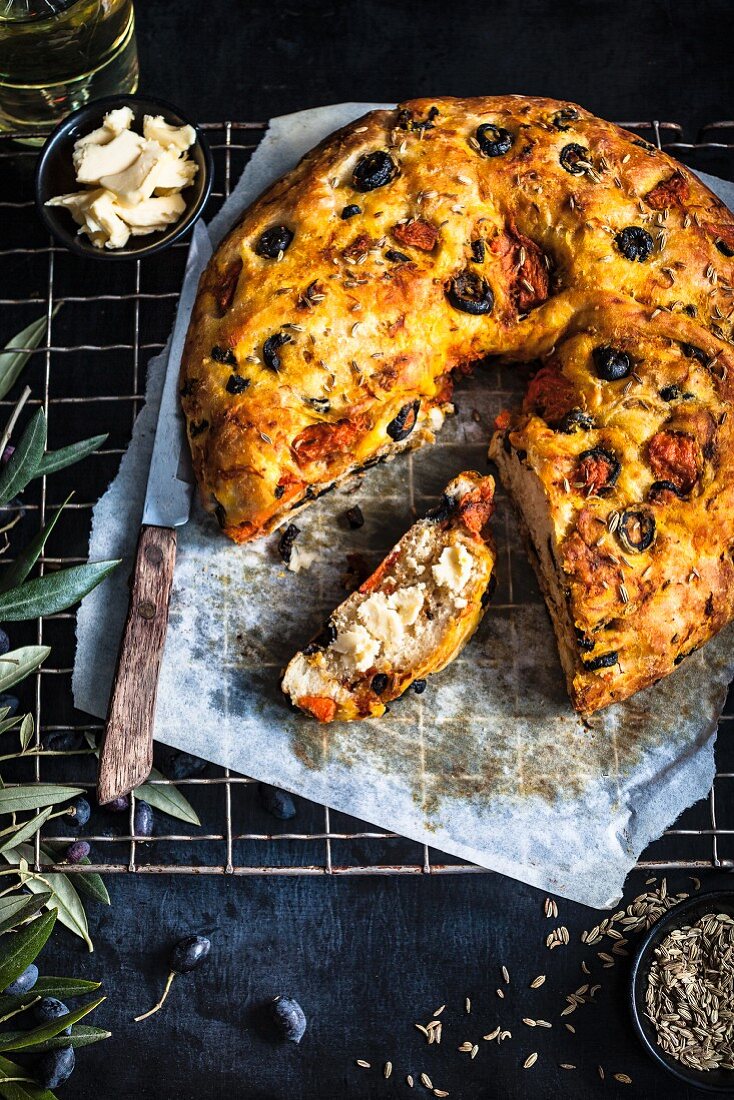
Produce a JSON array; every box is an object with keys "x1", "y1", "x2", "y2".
[{"x1": 0, "y1": 0, "x2": 138, "y2": 137}]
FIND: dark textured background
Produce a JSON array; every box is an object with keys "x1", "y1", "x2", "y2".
[{"x1": 12, "y1": 0, "x2": 734, "y2": 1097}]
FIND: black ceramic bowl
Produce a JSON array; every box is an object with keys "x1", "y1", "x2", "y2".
[
  {"x1": 630, "y1": 890, "x2": 734, "y2": 1093},
  {"x1": 34, "y1": 94, "x2": 213, "y2": 260}
]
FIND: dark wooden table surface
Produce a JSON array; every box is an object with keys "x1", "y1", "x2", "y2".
[{"x1": 24, "y1": 0, "x2": 734, "y2": 1097}]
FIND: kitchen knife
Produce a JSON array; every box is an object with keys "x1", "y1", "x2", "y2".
[{"x1": 97, "y1": 222, "x2": 212, "y2": 804}]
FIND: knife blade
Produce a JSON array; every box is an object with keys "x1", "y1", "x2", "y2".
[{"x1": 98, "y1": 222, "x2": 212, "y2": 804}]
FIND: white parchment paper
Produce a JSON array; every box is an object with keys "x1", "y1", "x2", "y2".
[{"x1": 73, "y1": 104, "x2": 734, "y2": 909}]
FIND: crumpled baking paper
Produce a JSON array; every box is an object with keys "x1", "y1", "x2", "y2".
[{"x1": 73, "y1": 104, "x2": 734, "y2": 909}]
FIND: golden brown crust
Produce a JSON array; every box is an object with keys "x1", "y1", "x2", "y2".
[{"x1": 182, "y1": 94, "x2": 734, "y2": 713}]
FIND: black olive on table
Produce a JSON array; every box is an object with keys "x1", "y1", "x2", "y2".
[
  {"x1": 592, "y1": 345, "x2": 632, "y2": 382},
  {"x1": 259, "y1": 783, "x2": 297, "y2": 820},
  {"x1": 352, "y1": 150, "x2": 398, "y2": 192},
  {"x1": 255, "y1": 225, "x2": 294, "y2": 259},
  {"x1": 475, "y1": 123, "x2": 513, "y2": 157},
  {"x1": 278, "y1": 523, "x2": 300, "y2": 564},
  {"x1": 345, "y1": 504, "x2": 364, "y2": 529},
  {"x1": 270, "y1": 996, "x2": 307, "y2": 1043},
  {"x1": 446, "y1": 271, "x2": 494, "y2": 315},
  {"x1": 614, "y1": 226, "x2": 654, "y2": 262}
]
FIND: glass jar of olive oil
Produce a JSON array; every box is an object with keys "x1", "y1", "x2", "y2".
[{"x1": 0, "y1": 0, "x2": 138, "y2": 138}]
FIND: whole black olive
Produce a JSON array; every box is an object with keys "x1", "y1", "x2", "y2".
[
  {"x1": 270, "y1": 996, "x2": 307, "y2": 1043},
  {"x1": 255, "y1": 225, "x2": 293, "y2": 259},
  {"x1": 583, "y1": 651, "x2": 619, "y2": 671},
  {"x1": 446, "y1": 271, "x2": 494, "y2": 315},
  {"x1": 559, "y1": 143, "x2": 589, "y2": 175},
  {"x1": 259, "y1": 784, "x2": 296, "y2": 820},
  {"x1": 659, "y1": 383, "x2": 682, "y2": 402},
  {"x1": 648, "y1": 479, "x2": 686, "y2": 503},
  {"x1": 413, "y1": 679, "x2": 427, "y2": 694},
  {"x1": 475, "y1": 123, "x2": 513, "y2": 157},
  {"x1": 345, "y1": 505, "x2": 364, "y2": 529},
  {"x1": 371, "y1": 673, "x2": 389, "y2": 694},
  {"x1": 386, "y1": 399, "x2": 420, "y2": 442},
  {"x1": 352, "y1": 150, "x2": 398, "y2": 192},
  {"x1": 304, "y1": 621, "x2": 337, "y2": 655},
  {"x1": 278, "y1": 523, "x2": 300, "y2": 564},
  {"x1": 617, "y1": 508, "x2": 656, "y2": 553},
  {"x1": 614, "y1": 226, "x2": 654, "y2": 262},
  {"x1": 170, "y1": 934, "x2": 211, "y2": 974},
  {"x1": 593, "y1": 345, "x2": 632, "y2": 382},
  {"x1": 681, "y1": 342, "x2": 707, "y2": 365},
  {"x1": 341, "y1": 204, "x2": 361, "y2": 220},
  {"x1": 558, "y1": 408, "x2": 595, "y2": 434},
  {"x1": 262, "y1": 331, "x2": 292, "y2": 372},
  {"x1": 715, "y1": 237, "x2": 734, "y2": 258},
  {"x1": 470, "y1": 239, "x2": 486, "y2": 263},
  {"x1": 385, "y1": 249, "x2": 410, "y2": 263},
  {"x1": 226, "y1": 373, "x2": 250, "y2": 395},
  {"x1": 552, "y1": 106, "x2": 580, "y2": 131},
  {"x1": 211, "y1": 345, "x2": 237, "y2": 365}
]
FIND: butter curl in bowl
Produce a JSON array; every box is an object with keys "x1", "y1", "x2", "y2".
[{"x1": 35, "y1": 95, "x2": 213, "y2": 260}]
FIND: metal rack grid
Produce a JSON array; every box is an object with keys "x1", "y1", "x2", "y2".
[{"x1": 0, "y1": 116, "x2": 732, "y2": 880}]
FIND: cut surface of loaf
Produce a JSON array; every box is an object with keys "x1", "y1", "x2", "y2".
[{"x1": 282, "y1": 473, "x2": 495, "y2": 722}]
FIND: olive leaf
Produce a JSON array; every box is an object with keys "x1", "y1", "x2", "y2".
[
  {"x1": 0, "y1": 788, "x2": 81, "y2": 816},
  {"x1": 17, "y1": 716, "x2": 33, "y2": 754},
  {"x1": 0, "y1": 648, "x2": 50, "y2": 695},
  {"x1": 0, "y1": 909, "x2": 56, "y2": 992},
  {"x1": 0, "y1": 560, "x2": 120, "y2": 622},
  {"x1": 0, "y1": 409, "x2": 46, "y2": 508},
  {"x1": 0, "y1": 499, "x2": 69, "y2": 594},
  {"x1": 0, "y1": 994, "x2": 104, "y2": 1052},
  {"x1": 0, "y1": 308, "x2": 60, "y2": 403},
  {"x1": 0, "y1": 977, "x2": 100, "y2": 1018},
  {"x1": 0, "y1": 894, "x2": 51, "y2": 936},
  {"x1": 35, "y1": 435, "x2": 107, "y2": 478},
  {"x1": 137, "y1": 766, "x2": 201, "y2": 826},
  {"x1": 0, "y1": 1053, "x2": 54, "y2": 1100},
  {"x1": 2, "y1": 1024, "x2": 111, "y2": 1054},
  {"x1": 0, "y1": 808, "x2": 52, "y2": 856},
  {"x1": 2, "y1": 848, "x2": 93, "y2": 953}
]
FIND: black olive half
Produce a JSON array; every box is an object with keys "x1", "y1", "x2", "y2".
[
  {"x1": 715, "y1": 237, "x2": 734, "y2": 258},
  {"x1": 371, "y1": 673, "x2": 389, "y2": 694},
  {"x1": 385, "y1": 249, "x2": 410, "y2": 263},
  {"x1": 426, "y1": 492, "x2": 456, "y2": 523},
  {"x1": 614, "y1": 226, "x2": 654, "y2": 262},
  {"x1": 255, "y1": 225, "x2": 294, "y2": 259},
  {"x1": 446, "y1": 271, "x2": 494, "y2": 315},
  {"x1": 617, "y1": 508, "x2": 656, "y2": 553},
  {"x1": 577, "y1": 447, "x2": 621, "y2": 492},
  {"x1": 575, "y1": 629, "x2": 596, "y2": 653},
  {"x1": 341, "y1": 204, "x2": 361, "y2": 220},
  {"x1": 648, "y1": 480, "x2": 686, "y2": 503},
  {"x1": 352, "y1": 150, "x2": 398, "y2": 193},
  {"x1": 583, "y1": 651, "x2": 619, "y2": 671},
  {"x1": 659, "y1": 383, "x2": 682, "y2": 401},
  {"x1": 304, "y1": 621, "x2": 337, "y2": 655},
  {"x1": 558, "y1": 408, "x2": 595, "y2": 434},
  {"x1": 346, "y1": 505, "x2": 364, "y2": 529},
  {"x1": 593, "y1": 345, "x2": 632, "y2": 382},
  {"x1": 470, "y1": 239, "x2": 486, "y2": 263},
  {"x1": 552, "y1": 106, "x2": 580, "y2": 131},
  {"x1": 681, "y1": 342, "x2": 707, "y2": 365},
  {"x1": 211, "y1": 345, "x2": 237, "y2": 365},
  {"x1": 226, "y1": 373, "x2": 250, "y2": 395},
  {"x1": 386, "y1": 399, "x2": 420, "y2": 442},
  {"x1": 262, "y1": 332, "x2": 292, "y2": 372},
  {"x1": 475, "y1": 123, "x2": 513, "y2": 157},
  {"x1": 305, "y1": 396, "x2": 331, "y2": 414},
  {"x1": 278, "y1": 523, "x2": 300, "y2": 564},
  {"x1": 559, "y1": 143, "x2": 589, "y2": 175}
]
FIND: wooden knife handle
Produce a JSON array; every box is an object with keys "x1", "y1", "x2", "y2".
[{"x1": 97, "y1": 525, "x2": 177, "y2": 805}]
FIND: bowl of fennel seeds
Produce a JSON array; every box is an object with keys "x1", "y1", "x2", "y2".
[{"x1": 631, "y1": 891, "x2": 734, "y2": 1093}]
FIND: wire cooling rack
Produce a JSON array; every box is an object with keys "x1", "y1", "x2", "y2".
[{"x1": 0, "y1": 117, "x2": 732, "y2": 879}]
